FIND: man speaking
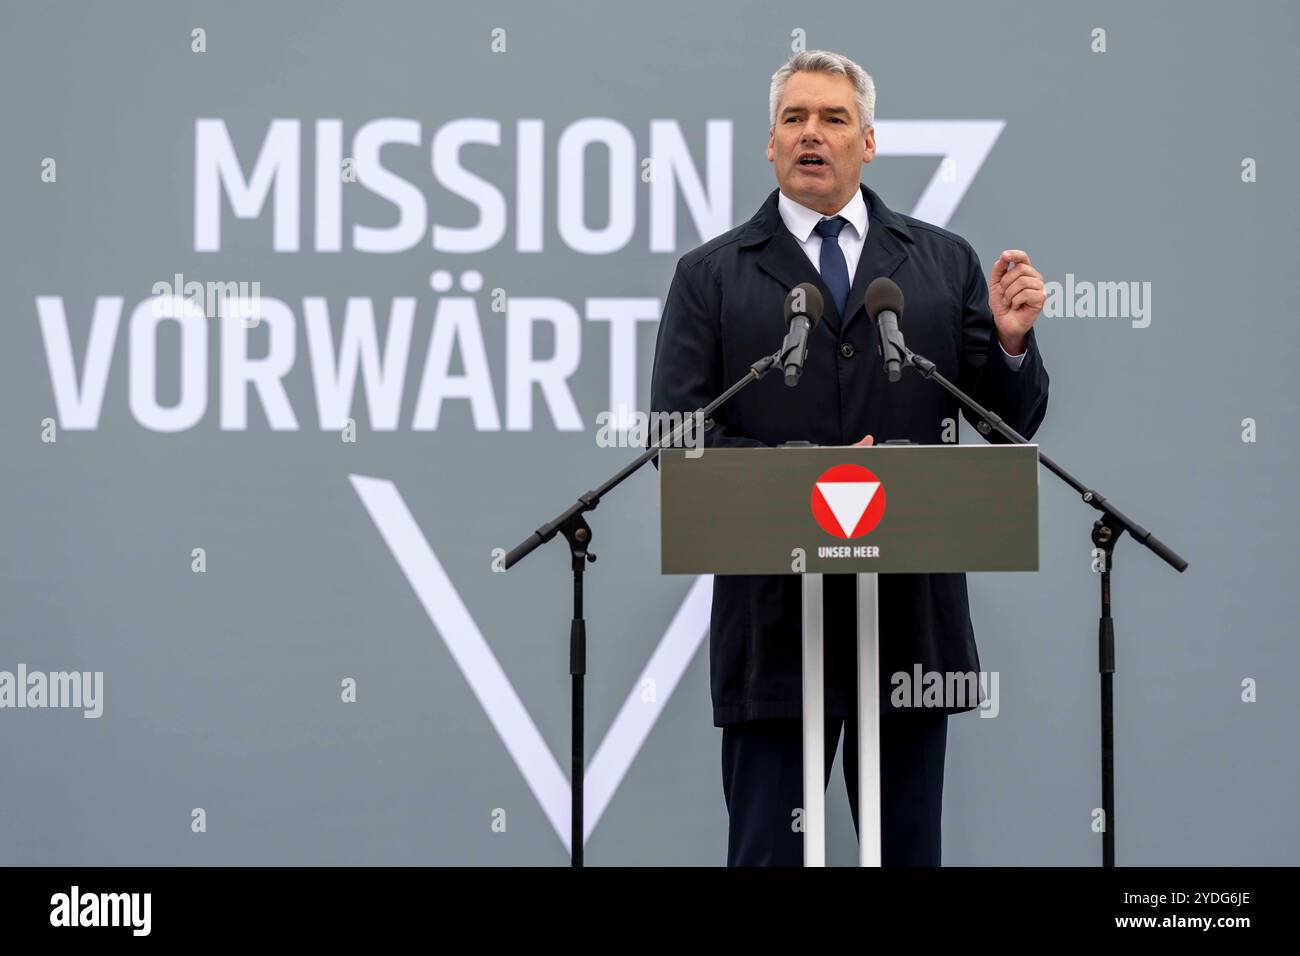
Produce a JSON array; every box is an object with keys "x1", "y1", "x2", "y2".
[{"x1": 649, "y1": 50, "x2": 1050, "y2": 866}]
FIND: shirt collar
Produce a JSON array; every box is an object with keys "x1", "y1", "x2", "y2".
[{"x1": 777, "y1": 187, "x2": 869, "y2": 244}]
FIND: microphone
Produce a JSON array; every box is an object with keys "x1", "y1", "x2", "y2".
[
  {"x1": 865, "y1": 277, "x2": 905, "y2": 382},
  {"x1": 779, "y1": 282, "x2": 824, "y2": 386}
]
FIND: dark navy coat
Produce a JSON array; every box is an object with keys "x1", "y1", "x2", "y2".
[{"x1": 649, "y1": 183, "x2": 1049, "y2": 726}]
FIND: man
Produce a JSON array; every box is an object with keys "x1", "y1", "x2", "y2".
[{"x1": 649, "y1": 50, "x2": 1049, "y2": 866}]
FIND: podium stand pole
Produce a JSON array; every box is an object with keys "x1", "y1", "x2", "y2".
[
  {"x1": 802, "y1": 572, "x2": 883, "y2": 867},
  {"x1": 857, "y1": 572, "x2": 882, "y2": 867}
]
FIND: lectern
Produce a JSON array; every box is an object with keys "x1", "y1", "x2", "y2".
[{"x1": 660, "y1": 443, "x2": 1039, "y2": 866}]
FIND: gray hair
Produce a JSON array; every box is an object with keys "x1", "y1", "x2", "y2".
[{"x1": 769, "y1": 50, "x2": 875, "y2": 131}]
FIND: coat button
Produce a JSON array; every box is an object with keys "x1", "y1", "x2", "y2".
[{"x1": 840, "y1": 343, "x2": 855, "y2": 358}]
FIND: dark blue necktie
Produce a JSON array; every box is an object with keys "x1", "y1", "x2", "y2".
[{"x1": 814, "y1": 216, "x2": 851, "y2": 319}]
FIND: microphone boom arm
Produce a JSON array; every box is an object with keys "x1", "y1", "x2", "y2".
[{"x1": 899, "y1": 344, "x2": 1187, "y2": 572}]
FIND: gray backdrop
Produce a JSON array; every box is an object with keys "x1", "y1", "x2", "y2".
[{"x1": 1, "y1": 0, "x2": 1296, "y2": 866}]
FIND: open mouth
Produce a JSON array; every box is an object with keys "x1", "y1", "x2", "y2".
[{"x1": 798, "y1": 153, "x2": 827, "y2": 168}]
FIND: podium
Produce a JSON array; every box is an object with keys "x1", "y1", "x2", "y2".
[{"x1": 660, "y1": 443, "x2": 1039, "y2": 866}]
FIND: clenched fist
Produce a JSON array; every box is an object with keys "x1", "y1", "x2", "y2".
[{"x1": 988, "y1": 249, "x2": 1045, "y2": 356}]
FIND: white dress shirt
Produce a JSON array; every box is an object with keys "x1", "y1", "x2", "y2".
[{"x1": 776, "y1": 189, "x2": 1026, "y2": 369}]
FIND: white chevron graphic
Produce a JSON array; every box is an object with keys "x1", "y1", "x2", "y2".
[{"x1": 349, "y1": 474, "x2": 712, "y2": 852}]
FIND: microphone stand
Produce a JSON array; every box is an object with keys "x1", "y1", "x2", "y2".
[
  {"x1": 886, "y1": 332, "x2": 1188, "y2": 867},
  {"x1": 502, "y1": 348, "x2": 783, "y2": 867}
]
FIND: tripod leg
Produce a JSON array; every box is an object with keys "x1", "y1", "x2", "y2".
[
  {"x1": 1092, "y1": 517, "x2": 1118, "y2": 868},
  {"x1": 1100, "y1": 566, "x2": 1115, "y2": 868},
  {"x1": 568, "y1": 529, "x2": 590, "y2": 868}
]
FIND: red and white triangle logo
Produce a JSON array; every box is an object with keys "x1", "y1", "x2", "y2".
[{"x1": 811, "y1": 464, "x2": 887, "y2": 538}]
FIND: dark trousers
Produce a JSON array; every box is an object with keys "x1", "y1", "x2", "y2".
[{"x1": 721, "y1": 711, "x2": 948, "y2": 866}]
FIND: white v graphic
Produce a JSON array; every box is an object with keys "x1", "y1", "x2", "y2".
[{"x1": 349, "y1": 474, "x2": 712, "y2": 852}]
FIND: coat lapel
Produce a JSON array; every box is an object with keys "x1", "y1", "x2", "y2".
[
  {"x1": 752, "y1": 213, "x2": 843, "y2": 333},
  {"x1": 842, "y1": 185, "x2": 911, "y2": 336},
  {"x1": 746, "y1": 184, "x2": 913, "y2": 338}
]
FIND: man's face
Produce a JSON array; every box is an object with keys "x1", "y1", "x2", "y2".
[{"x1": 767, "y1": 70, "x2": 875, "y2": 214}]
